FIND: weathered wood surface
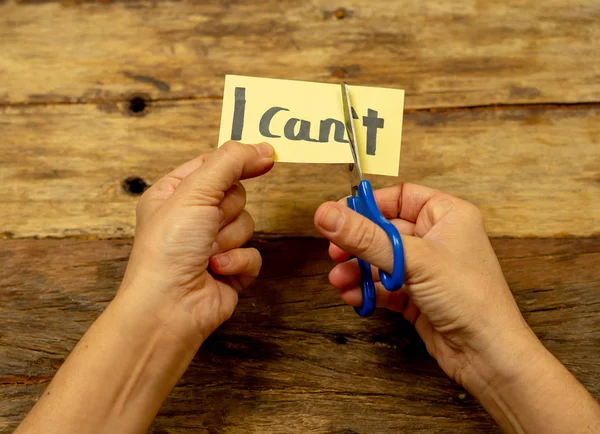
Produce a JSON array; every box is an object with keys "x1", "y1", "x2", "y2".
[
  {"x1": 1, "y1": 238, "x2": 599, "y2": 433},
  {"x1": 1, "y1": 0, "x2": 599, "y2": 109},
  {"x1": 1, "y1": 0, "x2": 599, "y2": 432},
  {"x1": 2, "y1": 102, "x2": 599, "y2": 239},
  {"x1": 1, "y1": 0, "x2": 599, "y2": 239}
]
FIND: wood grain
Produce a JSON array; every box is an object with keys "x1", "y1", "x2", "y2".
[
  {"x1": 0, "y1": 0, "x2": 599, "y2": 109},
  {"x1": 1, "y1": 0, "x2": 599, "y2": 432},
  {"x1": 1, "y1": 237, "x2": 599, "y2": 433},
  {"x1": 1, "y1": 101, "x2": 599, "y2": 239}
]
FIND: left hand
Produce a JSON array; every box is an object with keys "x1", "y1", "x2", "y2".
[
  {"x1": 118, "y1": 141, "x2": 275, "y2": 346},
  {"x1": 14, "y1": 142, "x2": 275, "y2": 434}
]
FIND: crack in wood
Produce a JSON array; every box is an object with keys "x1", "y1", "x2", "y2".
[
  {"x1": 0, "y1": 374, "x2": 52, "y2": 386},
  {"x1": 0, "y1": 96, "x2": 598, "y2": 114}
]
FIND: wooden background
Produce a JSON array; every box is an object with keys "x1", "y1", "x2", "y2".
[{"x1": 1, "y1": 0, "x2": 599, "y2": 432}]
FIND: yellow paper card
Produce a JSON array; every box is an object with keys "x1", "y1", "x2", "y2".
[{"x1": 218, "y1": 75, "x2": 404, "y2": 176}]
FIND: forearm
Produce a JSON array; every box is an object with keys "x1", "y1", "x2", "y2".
[
  {"x1": 16, "y1": 290, "x2": 201, "y2": 434},
  {"x1": 464, "y1": 330, "x2": 600, "y2": 433}
]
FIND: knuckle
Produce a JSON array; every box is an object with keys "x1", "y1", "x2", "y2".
[
  {"x1": 430, "y1": 194, "x2": 459, "y2": 222},
  {"x1": 461, "y1": 200, "x2": 484, "y2": 224},
  {"x1": 221, "y1": 140, "x2": 243, "y2": 154},
  {"x1": 135, "y1": 191, "x2": 151, "y2": 215},
  {"x1": 350, "y1": 218, "x2": 377, "y2": 254},
  {"x1": 195, "y1": 154, "x2": 208, "y2": 167}
]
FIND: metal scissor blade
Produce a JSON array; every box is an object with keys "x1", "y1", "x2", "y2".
[{"x1": 341, "y1": 83, "x2": 363, "y2": 196}]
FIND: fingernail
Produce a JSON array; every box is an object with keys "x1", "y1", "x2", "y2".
[
  {"x1": 211, "y1": 242, "x2": 220, "y2": 256},
  {"x1": 320, "y1": 206, "x2": 343, "y2": 233},
  {"x1": 218, "y1": 208, "x2": 225, "y2": 223},
  {"x1": 255, "y1": 142, "x2": 274, "y2": 158},
  {"x1": 215, "y1": 254, "x2": 231, "y2": 268}
]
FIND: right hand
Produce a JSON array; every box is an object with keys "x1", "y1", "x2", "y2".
[{"x1": 314, "y1": 183, "x2": 538, "y2": 389}]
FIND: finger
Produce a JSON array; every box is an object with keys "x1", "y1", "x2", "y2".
[
  {"x1": 315, "y1": 201, "x2": 430, "y2": 274},
  {"x1": 329, "y1": 243, "x2": 352, "y2": 263},
  {"x1": 340, "y1": 183, "x2": 465, "y2": 238},
  {"x1": 335, "y1": 195, "x2": 417, "y2": 235},
  {"x1": 369, "y1": 183, "x2": 438, "y2": 222},
  {"x1": 339, "y1": 283, "x2": 409, "y2": 313},
  {"x1": 329, "y1": 259, "x2": 380, "y2": 290},
  {"x1": 213, "y1": 210, "x2": 254, "y2": 254},
  {"x1": 209, "y1": 247, "x2": 262, "y2": 291},
  {"x1": 137, "y1": 154, "x2": 207, "y2": 218},
  {"x1": 174, "y1": 142, "x2": 275, "y2": 207},
  {"x1": 336, "y1": 183, "x2": 437, "y2": 222},
  {"x1": 328, "y1": 217, "x2": 415, "y2": 262},
  {"x1": 372, "y1": 183, "x2": 463, "y2": 237},
  {"x1": 392, "y1": 219, "x2": 417, "y2": 236},
  {"x1": 219, "y1": 183, "x2": 247, "y2": 228}
]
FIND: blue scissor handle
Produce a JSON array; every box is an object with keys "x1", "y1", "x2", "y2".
[{"x1": 347, "y1": 180, "x2": 405, "y2": 317}]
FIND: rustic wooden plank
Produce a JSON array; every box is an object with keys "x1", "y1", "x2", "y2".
[
  {"x1": 1, "y1": 237, "x2": 599, "y2": 433},
  {"x1": 1, "y1": 101, "x2": 599, "y2": 238},
  {"x1": 1, "y1": 0, "x2": 599, "y2": 109}
]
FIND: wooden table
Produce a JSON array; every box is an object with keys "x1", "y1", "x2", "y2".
[{"x1": 1, "y1": 1, "x2": 599, "y2": 432}]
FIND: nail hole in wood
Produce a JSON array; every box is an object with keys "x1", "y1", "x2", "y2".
[
  {"x1": 128, "y1": 96, "x2": 147, "y2": 115},
  {"x1": 334, "y1": 335, "x2": 348, "y2": 345},
  {"x1": 1, "y1": 231, "x2": 14, "y2": 239},
  {"x1": 334, "y1": 8, "x2": 347, "y2": 19},
  {"x1": 331, "y1": 67, "x2": 347, "y2": 78},
  {"x1": 122, "y1": 176, "x2": 149, "y2": 195},
  {"x1": 328, "y1": 64, "x2": 360, "y2": 79}
]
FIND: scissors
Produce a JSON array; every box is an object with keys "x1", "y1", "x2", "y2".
[{"x1": 340, "y1": 83, "x2": 406, "y2": 317}]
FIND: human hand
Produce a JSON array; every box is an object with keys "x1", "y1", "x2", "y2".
[
  {"x1": 314, "y1": 183, "x2": 537, "y2": 388},
  {"x1": 14, "y1": 142, "x2": 276, "y2": 434},
  {"x1": 119, "y1": 141, "x2": 275, "y2": 346},
  {"x1": 314, "y1": 183, "x2": 600, "y2": 433}
]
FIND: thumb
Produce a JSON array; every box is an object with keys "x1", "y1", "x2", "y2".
[
  {"x1": 314, "y1": 201, "x2": 429, "y2": 276},
  {"x1": 173, "y1": 141, "x2": 275, "y2": 207}
]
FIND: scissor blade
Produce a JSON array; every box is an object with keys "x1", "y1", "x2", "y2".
[{"x1": 341, "y1": 83, "x2": 363, "y2": 195}]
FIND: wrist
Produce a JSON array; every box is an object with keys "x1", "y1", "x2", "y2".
[
  {"x1": 82, "y1": 292, "x2": 202, "y2": 431},
  {"x1": 104, "y1": 295, "x2": 201, "y2": 420},
  {"x1": 459, "y1": 325, "x2": 552, "y2": 432},
  {"x1": 118, "y1": 269, "x2": 210, "y2": 349},
  {"x1": 462, "y1": 326, "x2": 600, "y2": 433},
  {"x1": 19, "y1": 285, "x2": 202, "y2": 434},
  {"x1": 461, "y1": 324, "x2": 544, "y2": 392}
]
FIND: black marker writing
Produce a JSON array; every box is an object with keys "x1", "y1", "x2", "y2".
[
  {"x1": 284, "y1": 119, "x2": 320, "y2": 142},
  {"x1": 230, "y1": 88, "x2": 384, "y2": 152},
  {"x1": 230, "y1": 87, "x2": 246, "y2": 141},
  {"x1": 319, "y1": 119, "x2": 348, "y2": 143},
  {"x1": 259, "y1": 107, "x2": 288, "y2": 138},
  {"x1": 258, "y1": 106, "x2": 382, "y2": 149},
  {"x1": 362, "y1": 109, "x2": 384, "y2": 155}
]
